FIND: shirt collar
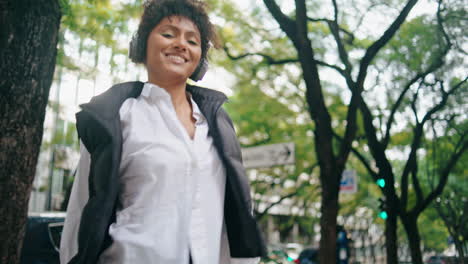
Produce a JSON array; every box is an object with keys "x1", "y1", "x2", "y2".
[
  {"x1": 142, "y1": 82, "x2": 205, "y2": 124},
  {"x1": 187, "y1": 92, "x2": 205, "y2": 125},
  {"x1": 141, "y1": 82, "x2": 171, "y2": 101}
]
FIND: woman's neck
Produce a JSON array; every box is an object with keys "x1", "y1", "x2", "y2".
[{"x1": 147, "y1": 77, "x2": 190, "y2": 112}]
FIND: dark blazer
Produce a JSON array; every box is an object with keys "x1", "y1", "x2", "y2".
[{"x1": 69, "y1": 81, "x2": 266, "y2": 263}]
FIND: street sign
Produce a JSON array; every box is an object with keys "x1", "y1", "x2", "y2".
[
  {"x1": 241, "y1": 142, "x2": 295, "y2": 169},
  {"x1": 340, "y1": 170, "x2": 357, "y2": 194}
]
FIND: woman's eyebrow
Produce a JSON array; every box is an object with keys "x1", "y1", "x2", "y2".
[
  {"x1": 159, "y1": 24, "x2": 200, "y2": 38},
  {"x1": 158, "y1": 24, "x2": 177, "y2": 31}
]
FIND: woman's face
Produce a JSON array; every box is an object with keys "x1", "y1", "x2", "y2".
[{"x1": 146, "y1": 16, "x2": 202, "y2": 83}]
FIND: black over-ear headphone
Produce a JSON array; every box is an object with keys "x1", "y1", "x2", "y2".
[{"x1": 190, "y1": 58, "x2": 208, "y2": 81}]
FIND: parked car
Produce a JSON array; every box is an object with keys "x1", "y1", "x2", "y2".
[
  {"x1": 262, "y1": 244, "x2": 299, "y2": 264},
  {"x1": 425, "y1": 255, "x2": 461, "y2": 264},
  {"x1": 295, "y1": 248, "x2": 318, "y2": 264},
  {"x1": 20, "y1": 212, "x2": 65, "y2": 264},
  {"x1": 284, "y1": 243, "x2": 304, "y2": 261}
]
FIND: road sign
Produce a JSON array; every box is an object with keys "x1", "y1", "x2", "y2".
[
  {"x1": 241, "y1": 142, "x2": 295, "y2": 169},
  {"x1": 340, "y1": 170, "x2": 357, "y2": 194}
]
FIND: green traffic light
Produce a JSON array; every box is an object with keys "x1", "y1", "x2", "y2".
[
  {"x1": 376, "y1": 178, "x2": 386, "y2": 188},
  {"x1": 287, "y1": 256, "x2": 294, "y2": 261},
  {"x1": 379, "y1": 211, "x2": 388, "y2": 220}
]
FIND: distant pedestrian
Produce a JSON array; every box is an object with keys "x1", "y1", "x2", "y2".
[{"x1": 59, "y1": 0, "x2": 266, "y2": 263}]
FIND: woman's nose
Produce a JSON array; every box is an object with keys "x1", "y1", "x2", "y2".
[{"x1": 173, "y1": 36, "x2": 187, "y2": 51}]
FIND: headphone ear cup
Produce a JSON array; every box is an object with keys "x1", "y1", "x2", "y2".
[
  {"x1": 190, "y1": 59, "x2": 208, "y2": 81},
  {"x1": 129, "y1": 33, "x2": 139, "y2": 62}
]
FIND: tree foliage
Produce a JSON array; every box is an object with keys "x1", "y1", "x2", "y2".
[{"x1": 214, "y1": 0, "x2": 467, "y2": 263}]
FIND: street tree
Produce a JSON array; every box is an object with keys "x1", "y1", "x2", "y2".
[
  {"x1": 217, "y1": 0, "x2": 421, "y2": 262},
  {"x1": 0, "y1": 0, "x2": 143, "y2": 262},
  {"x1": 0, "y1": 0, "x2": 61, "y2": 263},
  {"x1": 352, "y1": 1, "x2": 467, "y2": 262},
  {"x1": 433, "y1": 133, "x2": 468, "y2": 262}
]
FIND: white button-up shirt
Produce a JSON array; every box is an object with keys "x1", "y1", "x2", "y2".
[{"x1": 60, "y1": 83, "x2": 259, "y2": 264}]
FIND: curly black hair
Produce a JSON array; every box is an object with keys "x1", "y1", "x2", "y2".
[{"x1": 129, "y1": 0, "x2": 219, "y2": 64}]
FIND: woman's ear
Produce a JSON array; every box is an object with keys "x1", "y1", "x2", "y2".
[{"x1": 190, "y1": 59, "x2": 209, "y2": 81}]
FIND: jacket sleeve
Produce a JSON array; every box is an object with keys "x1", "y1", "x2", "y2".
[{"x1": 60, "y1": 141, "x2": 90, "y2": 264}]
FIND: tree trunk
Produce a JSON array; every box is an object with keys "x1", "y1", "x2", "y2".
[
  {"x1": 383, "y1": 196, "x2": 399, "y2": 264},
  {"x1": 453, "y1": 239, "x2": 465, "y2": 264},
  {"x1": 319, "y1": 189, "x2": 339, "y2": 264},
  {"x1": 401, "y1": 215, "x2": 424, "y2": 264},
  {"x1": 386, "y1": 211, "x2": 398, "y2": 264},
  {"x1": 0, "y1": 0, "x2": 61, "y2": 263}
]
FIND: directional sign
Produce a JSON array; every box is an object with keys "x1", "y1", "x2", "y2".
[
  {"x1": 241, "y1": 142, "x2": 295, "y2": 169},
  {"x1": 340, "y1": 170, "x2": 357, "y2": 194}
]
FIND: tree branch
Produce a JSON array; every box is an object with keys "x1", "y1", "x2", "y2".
[
  {"x1": 331, "y1": 0, "x2": 339, "y2": 22},
  {"x1": 436, "y1": 0, "x2": 452, "y2": 49},
  {"x1": 255, "y1": 192, "x2": 296, "y2": 220},
  {"x1": 383, "y1": 2, "x2": 454, "y2": 148},
  {"x1": 307, "y1": 17, "x2": 355, "y2": 44},
  {"x1": 333, "y1": 132, "x2": 378, "y2": 180},
  {"x1": 384, "y1": 75, "x2": 431, "y2": 148},
  {"x1": 410, "y1": 84, "x2": 422, "y2": 125},
  {"x1": 255, "y1": 181, "x2": 313, "y2": 220},
  {"x1": 295, "y1": 0, "x2": 308, "y2": 47},
  {"x1": 356, "y1": 0, "x2": 419, "y2": 88},
  {"x1": 324, "y1": 0, "x2": 359, "y2": 169},
  {"x1": 352, "y1": 3, "x2": 380, "y2": 34},
  {"x1": 307, "y1": 17, "x2": 329, "y2": 23},
  {"x1": 435, "y1": 201, "x2": 457, "y2": 241},
  {"x1": 223, "y1": 45, "x2": 348, "y2": 75},
  {"x1": 223, "y1": 46, "x2": 299, "y2": 65},
  {"x1": 416, "y1": 139, "x2": 468, "y2": 215},
  {"x1": 327, "y1": 0, "x2": 353, "y2": 79},
  {"x1": 338, "y1": 93, "x2": 359, "y2": 167},
  {"x1": 401, "y1": 77, "x2": 467, "y2": 208},
  {"x1": 411, "y1": 145, "x2": 424, "y2": 204},
  {"x1": 293, "y1": 0, "x2": 338, "y2": 178},
  {"x1": 315, "y1": 60, "x2": 347, "y2": 75},
  {"x1": 263, "y1": 0, "x2": 297, "y2": 44},
  {"x1": 421, "y1": 77, "x2": 466, "y2": 125},
  {"x1": 351, "y1": 1, "x2": 420, "y2": 190},
  {"x1": 359, "y1": 96, "x2": 398, "y2": 204}
]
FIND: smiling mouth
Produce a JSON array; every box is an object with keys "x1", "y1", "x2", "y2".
[{"x1": 166, "y1": 54, "x2": 187, "y2": 64}]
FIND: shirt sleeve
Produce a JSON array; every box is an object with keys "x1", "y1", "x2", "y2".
[{"x1": 60, "y1": 141, "x2": 90, "y2": 264}]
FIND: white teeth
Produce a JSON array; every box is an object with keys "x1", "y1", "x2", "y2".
[{"x1": 167, "y1": 55, "x2": 185, "y2": 63}]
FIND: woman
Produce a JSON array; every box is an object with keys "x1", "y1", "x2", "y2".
[{"x1": 60, "y1": 0, "x2": 266, "y2": 263}]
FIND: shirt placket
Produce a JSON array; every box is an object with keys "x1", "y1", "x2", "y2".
[
  {"x1": 189, "y1": 120, "x2": 210, "y2": 263},
  {"x1": 157, "y1": 95, "x2": 200, "y2": 263}
]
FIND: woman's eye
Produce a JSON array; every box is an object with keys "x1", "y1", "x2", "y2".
[
  {"x1": 188, "y1": 40, "x2": 198, "y2": 45},
  {"x1": 161, "y1": 33, "x2": 173, "y2": 38}
]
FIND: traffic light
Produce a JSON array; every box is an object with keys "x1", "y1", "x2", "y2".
[
  {"x1": 378, "y1": 211, "x2": 388, "y2": 220},
  {"x1": 378, "y1": 198, "x2": 388, "y2": 220},
  {"x1": 376, "y1": 178, "x2": 386, "y2": 188}
]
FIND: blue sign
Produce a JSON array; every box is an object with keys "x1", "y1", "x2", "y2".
[{"x1": 340, "y1": 170, "x2": 357, "y2": 194}]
